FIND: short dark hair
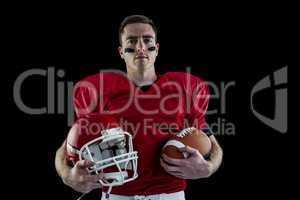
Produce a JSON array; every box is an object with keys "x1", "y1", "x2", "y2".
[{"x1": 119, "y1": 15, "x2": 157, "y2": 45}]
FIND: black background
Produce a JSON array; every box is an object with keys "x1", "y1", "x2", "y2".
[{"x1": 5, "y1": 2, "x2": 296, "y2": 200}]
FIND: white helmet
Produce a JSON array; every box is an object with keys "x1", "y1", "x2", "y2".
[{"x1": 66, "y1": 118, "x2": 138, "y2": 193}]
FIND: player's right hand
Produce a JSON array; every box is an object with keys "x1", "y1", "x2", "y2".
[{"x1": 62, "y1": 160, "x2": 103, "y2": 193}]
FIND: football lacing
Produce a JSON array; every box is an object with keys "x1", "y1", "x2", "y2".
[{"x1": 176, "y1": 127, "x2": 196, "y2": 138}]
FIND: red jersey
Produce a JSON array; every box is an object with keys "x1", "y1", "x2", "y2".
[{"x1": 72, "y1": 71, "x2": 210, "y2": 195}]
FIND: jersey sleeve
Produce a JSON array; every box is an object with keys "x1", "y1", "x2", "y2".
[
  {"x1": 187, "y1": 76, "x2": 213, "y2": 136},
  {"x1": 73, "y1": 79, "x2": 100, "y2": 119}
]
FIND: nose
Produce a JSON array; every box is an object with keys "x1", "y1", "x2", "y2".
[{"x1": 136, "y1": 39, "x2": 146, "y2": 53}]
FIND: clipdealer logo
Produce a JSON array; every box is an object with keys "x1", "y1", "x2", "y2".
[
  {"x1": 12, "y1": 65, "x2": 288, "y2": 135},
  {"x1": 12, "y1": 67, "x2": 236, "y2": 136},
  {"x1": 250, "y1": 66, "x2": 288, "y2": 133}
]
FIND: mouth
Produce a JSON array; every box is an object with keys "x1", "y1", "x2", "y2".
[{"x1": 135, "y1": 55, "x2": 148, "y2": 60}]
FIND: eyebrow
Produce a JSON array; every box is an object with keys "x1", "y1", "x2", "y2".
[{"x1": 126, "y1": 35, "x2": 154, "y2": 40}]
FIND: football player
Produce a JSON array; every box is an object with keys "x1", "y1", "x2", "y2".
[{"x1": 55, "y1": 15, "x2": 223, "y2": 200}]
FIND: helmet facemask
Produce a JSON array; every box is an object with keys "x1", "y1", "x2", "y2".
[{"x1": 79, "y1": 128, "x2": 138, "y2": 187}]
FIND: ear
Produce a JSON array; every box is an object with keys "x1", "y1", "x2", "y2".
[
  {"x1": 155, "y1": 43, "x2": 160, "y2": 55},
  {"x1": 118, "y1": 46, "x2": 124, "y2": 59}
]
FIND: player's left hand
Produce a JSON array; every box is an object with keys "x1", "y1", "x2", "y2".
[{"x1": 160, "y1": 145, "x2": 213, "y2": 179}]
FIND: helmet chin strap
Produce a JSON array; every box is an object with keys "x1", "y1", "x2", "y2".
[
  {"x1": 76, "y1": 172, "x2": 128, "y2": 200},
  {"x1": 76, "y1": 193, "x2": 87, "y2": 200},
  {"x1": 105, "y1": 186, "x2": 113, "y2": 200},
  {"x1": 103, "y1": 171, "x2": 128, "y2": 199},
  {"x1": 75, "y1": 182, "x2": 110, "y2": 200}
]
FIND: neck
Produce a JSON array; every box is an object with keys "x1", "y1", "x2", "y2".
[{"x1": 127, "y1": 66, "x2": 157, "y2": 86}]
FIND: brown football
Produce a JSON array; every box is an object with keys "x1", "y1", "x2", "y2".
[{"x1": 162, "y1": 128, "x2": 212, "y2": 159}]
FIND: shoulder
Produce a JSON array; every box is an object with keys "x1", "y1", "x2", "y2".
[{"x1": 75, "y1": 71, "x2": 128, "y2": 87}]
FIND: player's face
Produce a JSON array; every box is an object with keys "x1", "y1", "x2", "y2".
[{"x1": 119, "y1": 23, "x2": 159, "y2": 72}]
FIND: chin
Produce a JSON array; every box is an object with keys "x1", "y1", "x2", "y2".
[{"x1": 134, "y1": 62, "x2": 148, "y2": 69}]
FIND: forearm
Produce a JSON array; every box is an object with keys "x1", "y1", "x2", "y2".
[
  {"x1": 208, "y1": 135, "x2": 223, "y2": 175},
  {"x1": 55, "y1": 141, "x2": 72, "y2": 180}
]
